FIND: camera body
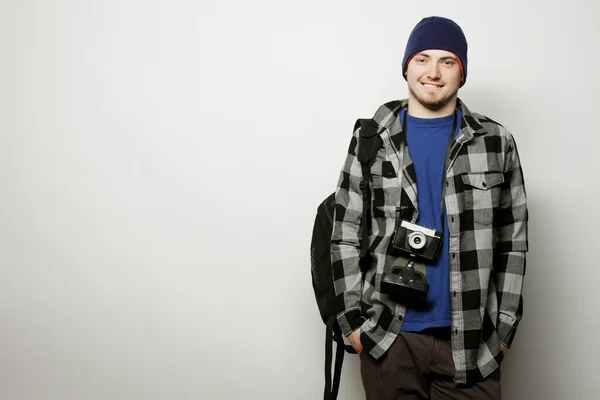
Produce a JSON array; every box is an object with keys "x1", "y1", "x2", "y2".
[{"x1": 392, "y1": 220, "x2": 443, "y2": 262}]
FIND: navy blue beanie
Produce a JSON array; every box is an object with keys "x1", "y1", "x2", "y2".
[{"x1": 402, "y1": 16, "x2": 468, "y2": 86}]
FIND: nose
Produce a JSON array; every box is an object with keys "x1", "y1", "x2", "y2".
[{"x1": 427, "y1": 62, "x2": 441, "y2": 79}]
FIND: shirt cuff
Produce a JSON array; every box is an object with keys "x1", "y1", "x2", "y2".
[
  {"x1": 497, "y1": 320, "x2": 517, "y2": 347},
  {"x1": 337, "y1": 308, "x2": 365, "y2": 336}
]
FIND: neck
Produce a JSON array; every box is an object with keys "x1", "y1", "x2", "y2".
[{"x1": 407, "y1": 95, "x2": 458, "y2": 118}]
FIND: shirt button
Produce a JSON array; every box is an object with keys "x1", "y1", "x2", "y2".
[
  {"x1": 454, "y1": 329, "x2": 458, "y2": 335},
  {"x1": 398, "y1": 315, "x2": 403, "y2": 321},
  {"x1": 452, "y1": 254, "x2": 456, "y2": 259},
  {"x1": 446, "y1": 180, "x2": 449, "y2": 187},
  {"x1": 453, "y1": 291, "x2": 457, "y2": 297},
  {"x1": 451, "y1": 216, "x2": 455, "y2": 222}
]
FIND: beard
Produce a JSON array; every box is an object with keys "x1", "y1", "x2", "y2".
[{"x1": 408, "y1": 82, "x2": 459, "y2": 111}]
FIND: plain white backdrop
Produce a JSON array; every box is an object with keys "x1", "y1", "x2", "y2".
[{"x1": 1, "y1": 0, "x2": 599, "y2": 399}]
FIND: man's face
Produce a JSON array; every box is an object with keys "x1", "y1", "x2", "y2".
[{"x1": 405, "y1": 49, "x2": 462, "y2": 112}]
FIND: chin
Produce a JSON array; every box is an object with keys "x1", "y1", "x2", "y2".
[{"x1": 418, "y1": 95, "x2": 452, "y2": 111}]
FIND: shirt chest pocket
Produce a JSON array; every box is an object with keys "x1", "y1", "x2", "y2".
[
  {"x1": 460, "y1": 172, "x2": 505, "y2": 225},
  {"x1": 370, "y1": 160, "x2": 398, "y2": 217}
]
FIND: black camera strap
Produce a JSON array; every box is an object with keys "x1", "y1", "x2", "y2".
[{"x1": 400, "y1": 108, "x2": 458, "y2": 231}]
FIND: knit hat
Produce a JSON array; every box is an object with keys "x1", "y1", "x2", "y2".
[{"x1": 402, "y1": 16, "x2": 468, "y2": 87}]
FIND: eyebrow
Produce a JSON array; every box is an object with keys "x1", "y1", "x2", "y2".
[{"x1": 417, "y1": 52, "x2": 457, "y2": 61}]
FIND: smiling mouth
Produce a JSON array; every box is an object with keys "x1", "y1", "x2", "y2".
[{"x1": 421, "y1": 82, "x2": 443, "y2": 89}]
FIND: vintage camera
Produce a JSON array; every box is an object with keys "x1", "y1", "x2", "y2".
[
  {"x1": 392, "y1": 220, "x2": 443, "y2": 262},
  {"x1": 381, "y1": 256, "x2": 429, "y2": 300}
]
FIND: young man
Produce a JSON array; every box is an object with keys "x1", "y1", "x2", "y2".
[{"x1": 331, "y1": 16, "x2": 528, "y2": 399}]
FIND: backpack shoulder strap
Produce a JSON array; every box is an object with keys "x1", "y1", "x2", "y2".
[
  {"x1": 356, "y1": 118, "x2": 380, "y2": 164},
  {"x1": 355, "y1": 119, "x2": 382, "y2": 259}
]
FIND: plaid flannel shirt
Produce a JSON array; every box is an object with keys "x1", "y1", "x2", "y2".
[{"x1": 331, "y1": 98, "x2": 528, "y2": 384}]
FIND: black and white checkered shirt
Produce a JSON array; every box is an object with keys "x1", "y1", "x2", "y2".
[{"x1": 331, "y1": 98, "x2": 528, "y2": 384}]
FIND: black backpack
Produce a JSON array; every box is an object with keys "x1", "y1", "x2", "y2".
[{"x1": 310, "y1": 118, "x2": 382, "y2": 400}]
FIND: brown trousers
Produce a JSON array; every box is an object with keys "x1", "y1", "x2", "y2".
[{"x1": 360, "y1": 329, "x2": 501, "y2": 400}]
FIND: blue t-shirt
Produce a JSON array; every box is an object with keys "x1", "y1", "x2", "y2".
[{"x1": 399, "y1": 108, "x2": 462, "y2": 332}]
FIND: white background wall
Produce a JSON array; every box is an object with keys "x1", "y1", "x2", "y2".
[{"x1": 1, "y1": 0, "x2": 598, "y2": 399}]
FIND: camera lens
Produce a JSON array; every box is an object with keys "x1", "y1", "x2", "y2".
[{"x1": 407, "y1": 231, "x2": 426, "y2": 250}]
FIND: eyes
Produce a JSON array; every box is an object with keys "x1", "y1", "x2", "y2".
[{"x1": 414, "y1": 57, "x2": 457, "y2": 67}]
